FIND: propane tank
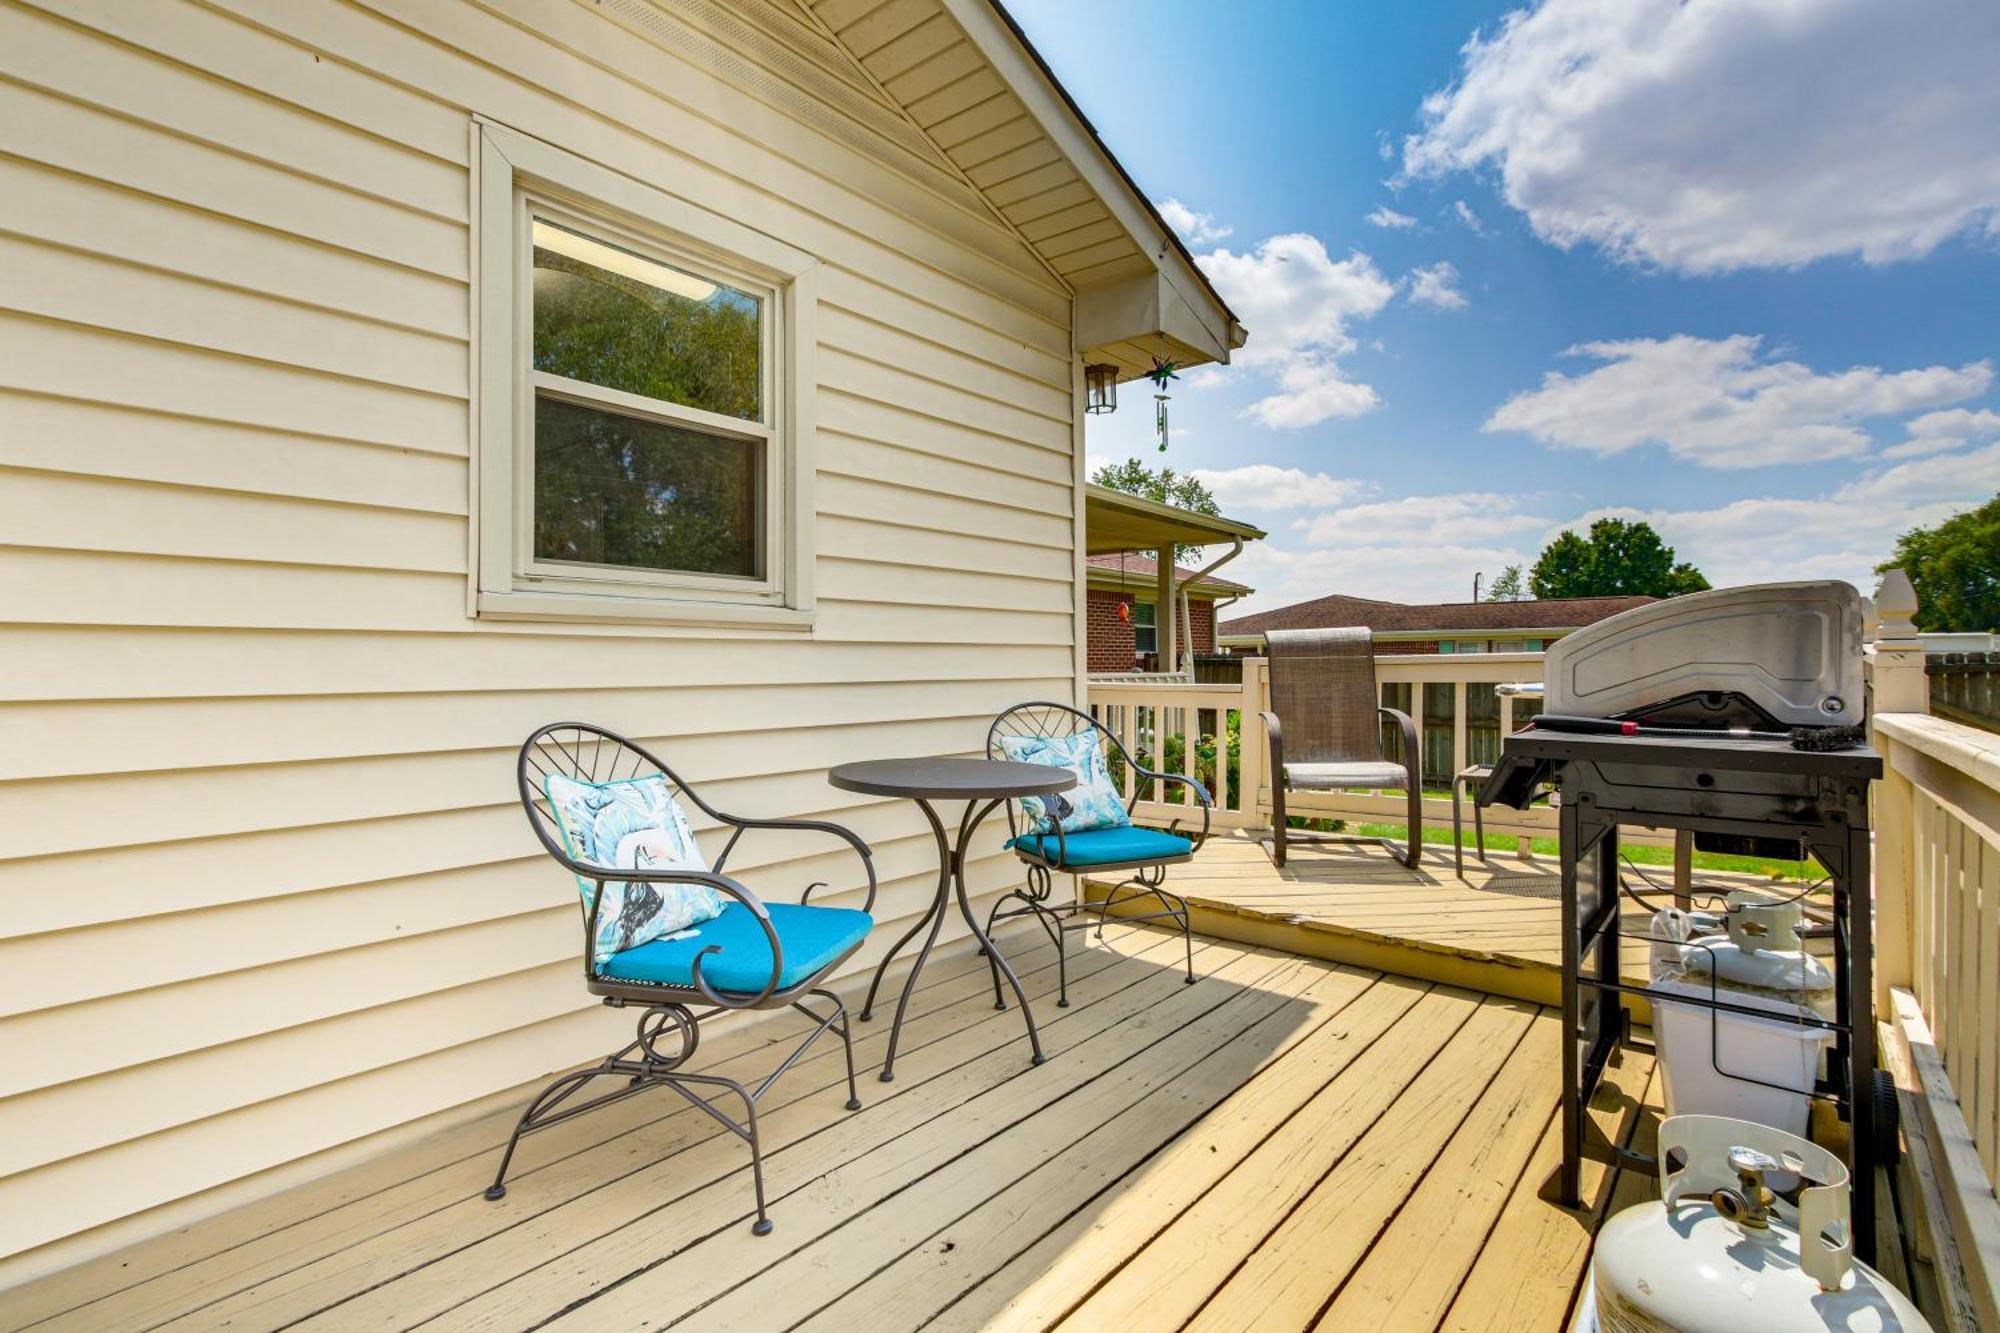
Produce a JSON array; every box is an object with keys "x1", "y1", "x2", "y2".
[{"x1": 1574, "y1": 1115, "x2": 1928, "y2": 1332}]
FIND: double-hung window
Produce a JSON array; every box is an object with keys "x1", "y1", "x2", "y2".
[
  {"x1": 473, "y1": 122, "x2": 818, "y2": 627},
  {"x1": 1132, "y1": 602, "x2": 1158, "y2": 657}
]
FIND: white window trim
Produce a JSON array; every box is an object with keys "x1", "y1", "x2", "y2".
[{"x1": 471, "y1": 119, "x2": 818, "y2": 629}]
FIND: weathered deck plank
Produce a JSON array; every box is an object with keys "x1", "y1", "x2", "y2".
[{"x1": 2, "y1": 916, "x2": 1665, "y2": 1333}]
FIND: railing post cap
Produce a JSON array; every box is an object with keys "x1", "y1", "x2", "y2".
[{"x1": 1874, "y1": 568, "x2": 1921, "y2": 648}]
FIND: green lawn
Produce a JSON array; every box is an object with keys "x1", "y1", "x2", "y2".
[{"x1": 1344, "y1": 820, "x2": 1822, "y2": 882}]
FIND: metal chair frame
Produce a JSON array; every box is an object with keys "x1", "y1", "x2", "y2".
[
  {"x1": 982, "y1": 701, "x2": 1211, "y2": 1007},
  {"x1": 1261, "y1": 628, "x2": 1422, "y2": 869},
  {"x1": 497, "y1": 722, "x2": 878, "y2": 1235}
]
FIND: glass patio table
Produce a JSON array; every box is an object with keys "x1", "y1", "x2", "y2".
[{"x1": 827, "y1": 755, "x2": 1075, "y2": 1081}]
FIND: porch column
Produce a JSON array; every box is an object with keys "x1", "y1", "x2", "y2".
[{"x1": 1155, "y1": 546, "x2": 1177, "y2": 673}]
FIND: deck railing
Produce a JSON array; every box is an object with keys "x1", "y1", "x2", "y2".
[
  {"x1": 1871, "y1": 572, "x2": 2000, "y2": 1330},
  {"x1": 1088, "y1": 650, "x2": 1580, "y2": 846}
]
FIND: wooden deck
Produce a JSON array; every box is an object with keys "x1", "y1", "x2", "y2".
[
  {"x1": 2, "y1": 920, "x2": 1661, "y2": 1333},
  {"x1": 1089, "y1": 832, "x2": 1689, "y2": 1006}
]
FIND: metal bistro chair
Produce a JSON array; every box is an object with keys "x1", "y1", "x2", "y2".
[
  {"x1": 982, "y1": 701, "x2": 1211, "y2": 1007},
  {"x1": 1261, "y1": 628, "x2": 1421, "y2": 868},
  {"x1": 498, "y1": 723, "x2": 878, "y2": 1235}
]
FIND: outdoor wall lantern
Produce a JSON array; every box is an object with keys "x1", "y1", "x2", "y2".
[{"x1": 1084, "y1": 362, "x2": 1119, "y2": 414}]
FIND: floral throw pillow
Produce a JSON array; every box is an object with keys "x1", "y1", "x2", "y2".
[
  {"x1": 997, "y1": 731, "x2": 1131, "y2": 836},
  {"x1": 543, "y1": 773, "x2": 725, "y2": 965}
]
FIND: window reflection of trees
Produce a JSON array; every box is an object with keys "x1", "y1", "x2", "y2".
[{"x1": 534, "y1": 398, "x2": 757, "y2": 578}]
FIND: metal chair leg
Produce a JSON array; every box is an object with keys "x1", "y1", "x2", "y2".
[
  {"x1": 485, "y1": 1066, "x2": 599, "y2": 1201},
  {"x1": 813, "y1": 988, "x2": 862, "y2": 1113},
  {"x1": 667, "y1": 1072, "x2": 772, "y2": 1235},
  {"x1": 1453, "y1": 775, "x2": 1466, "y2": 878},
  {"x1": 1169, "y1": 888, "x2": 1196, "y2": 984}
]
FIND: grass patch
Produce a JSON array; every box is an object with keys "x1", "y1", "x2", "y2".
[{"x1": 1346, "y1": 821, "x2": 1822, "y2": 882}]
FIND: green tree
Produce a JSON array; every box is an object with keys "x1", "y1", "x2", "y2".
[
  {"x1": 1529, "y1": 518, "x2": 1710, "y2": 598},
  {"x1": 1091, "y1": 459, "x2": 1222, "y2": 561},
  {"x1": 1486, "y1": 564, "x2": 1525, "y2": 601},
  {"x1": 1879, "y1": 493, "x2": 2000, "y2": 631}
]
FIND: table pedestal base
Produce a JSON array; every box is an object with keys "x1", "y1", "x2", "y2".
[{"x1": 859, "y1": 796, "x2": 1042, "y2": 1081}]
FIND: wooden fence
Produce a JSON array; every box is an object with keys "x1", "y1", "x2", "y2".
[{"x1": 1931, "y1": 653, "x2": 2000, "y2": 734}]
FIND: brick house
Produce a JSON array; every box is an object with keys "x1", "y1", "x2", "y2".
[
  {"x1": 1083, "y1": 484, "x2": 1264, "y2": 677},
  {"x1": 1219, "y1": 592, "x2": 1656, "y2": 655},
  {"x1": 1086, "y1": 553, "x2": 1252, "y2": 673}
]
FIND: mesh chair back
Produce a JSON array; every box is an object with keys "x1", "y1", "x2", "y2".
[{"x1": 1265, "y1": 628, "x2": 1383, "y2": 765}]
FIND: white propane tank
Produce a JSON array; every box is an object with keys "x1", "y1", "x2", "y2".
[{"x1": 1573, "y1": 1115, "x2": 1928, "y2": 1333}]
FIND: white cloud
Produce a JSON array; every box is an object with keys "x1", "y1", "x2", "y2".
[
  {"x1": 1220, "y1": 491, "x2": 1550, "y2": 610},
  {"x1": 1449, "y1": 200, "x2": 1485, "y2": 234},
  {"x1": 1244, "y1": 356, "x2": 1381, "y2": 429},
  {"x1": 1402, "y1": 0, "x2": 2000, "y2": 273},
  {"x1": 1189, "y1": 464, "x2": 1367, "y2": 511},
  {"x1": 1156, "y1": 197, "x2": 1233, "y2": 246},
  {"x1": 1222, "y1": 446, "x2": 1999, "y2": 612},
  {"x1": 1486, "y1": 334, "x2": 1992, "y2": 469},
  {"x1": 1194, "y1": 234, "x2": 1397, "y2": 429},
  {"x1": 1580, "y1": 444, "x2": 2000, "y2": 589},
  {"x1": 1367, "y1": 206, "x2": 1417, "y2": 229},
  {"x1": 1294, "y1": 492, "x2": 1549, "y2": 548},
  {"x1": 1406, "y1": 261, "x2": 1468, "y2": 310},
  {"x1": 1884, "y1": 408, "x2": 2000, "y2": 460},
  {"x1": 1226, "y1": 539, "x2": 1535, "y2": 612}
]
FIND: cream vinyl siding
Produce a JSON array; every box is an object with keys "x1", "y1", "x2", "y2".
[{"x1": 0, "y1": 0, "x2": 1079, "y2": 1283}]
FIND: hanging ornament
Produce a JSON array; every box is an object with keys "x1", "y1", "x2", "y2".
[
  {"x1": 1146, "y1": 356, "x2": 1179, "y2": 452},
  {"x1": 1118, "y1": 599, "x2": 1133, "y2": 624}
]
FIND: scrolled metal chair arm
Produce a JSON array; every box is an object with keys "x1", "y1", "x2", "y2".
[
  {"x1": 1137, "y1": 767, "x2": 1213, "y2": 850},
  {"x1": 709, "y1": 814, "x2": 878, "y2": 913},
  {"x1": 584, "y1": 867, "x2": 784, "y2": 1009}
]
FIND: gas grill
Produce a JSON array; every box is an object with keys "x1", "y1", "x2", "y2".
[{"x1": 1479, "y1": 581, "x2": 1886, "y2": 1259}]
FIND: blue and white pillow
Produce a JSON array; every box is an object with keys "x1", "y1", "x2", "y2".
[
  {"x1": 997, "y1": 732, "x2": 1131, "y2": 836},
  {"x1": 543, "y1": 773, "x2": 725, "y2": 965}
]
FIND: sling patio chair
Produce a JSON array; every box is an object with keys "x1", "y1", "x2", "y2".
[
  {"x1": 498, "y1": 722, "x2": 877, "y2": 1235},
  {"x1": 982, "y1": 701, "x2": 1210, "y2": 1008},
  {"x1": 1261, "y1": 627, "x2": 1422, "y2": 869}
]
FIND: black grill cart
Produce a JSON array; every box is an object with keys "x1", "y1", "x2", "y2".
[{"x1": 1482, "y1": 728, "x2": 1884, "y2": 1259}]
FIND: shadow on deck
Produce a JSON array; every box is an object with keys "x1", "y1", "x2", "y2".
[
  {"x1": 1085, "y1": 831, "x2": 1699, "y2": 1007},
  {"x1": 0, "y1": 916, "x2": 1659, "y2": 1332}
]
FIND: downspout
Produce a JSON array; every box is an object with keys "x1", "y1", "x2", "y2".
[{"x1": 1176, "y1": 538, "x2": 1245, "y2": 671}]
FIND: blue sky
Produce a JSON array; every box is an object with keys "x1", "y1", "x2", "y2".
[{"x1": 1008, "y1": 0, "x2": 2000, "y2": 613}]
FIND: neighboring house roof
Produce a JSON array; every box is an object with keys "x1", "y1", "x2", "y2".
[
  {"x1": 1221, "y1": 593, "x2": 1656, "y2": 639},
  {"x1": 1087, "y1": 553, "x2": 1252, "y2": 597}
]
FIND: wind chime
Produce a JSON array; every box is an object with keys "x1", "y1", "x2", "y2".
[{"x1": 1145, "y1": 354, "x2": 1179, "y2": 452}]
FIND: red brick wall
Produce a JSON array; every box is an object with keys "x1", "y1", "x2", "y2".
[
  {"x1": 1086, "y1": 588, "x2": 1220, "y2": 671},
  {"x1": 1375, "y1": 640, "x2": 1440, "y2": 655},
  {"x1": 1187, "y1": 599, "x2": 1217, "y2": 653},
  {"x1": 1087, "y1": 588, "x2": 1137, "y2": 673}
]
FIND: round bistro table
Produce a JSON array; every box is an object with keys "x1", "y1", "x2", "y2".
[{"x1": 827, "y1": 756, "x2": 1075, "y2": 1081}]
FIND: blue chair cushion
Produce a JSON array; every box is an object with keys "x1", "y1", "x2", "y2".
[
  {"x1": 597, "y1": 901, "x2": 872, "y2": 994},
  {"x1": 1009, "y1": 826, "x2": 1193, "y2": 868}
]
